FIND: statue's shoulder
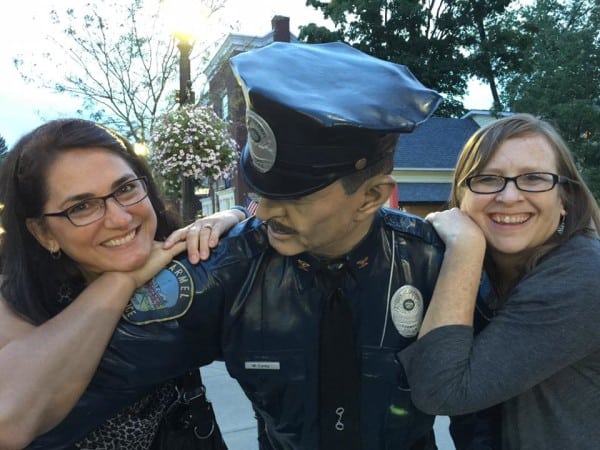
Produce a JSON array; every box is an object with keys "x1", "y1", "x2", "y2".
[{"x1": 379, "y1": 208, "x2": 443, "y2": 247}]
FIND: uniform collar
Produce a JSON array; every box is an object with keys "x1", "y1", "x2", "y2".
[{"x1": 292, "y1": 213, "x2": 384, "y2": 277}]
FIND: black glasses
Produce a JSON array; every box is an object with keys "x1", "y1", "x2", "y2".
[
  {"x1": 43, "y1": 177, "x2": 149, "y2": 226},
  {"x1": 466, "y1": 172, "x2": 569, "y2": 194}
]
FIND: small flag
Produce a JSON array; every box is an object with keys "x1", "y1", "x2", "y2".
[{"x1": 246, "y1": 199, "x2": 259, "y2": 216}]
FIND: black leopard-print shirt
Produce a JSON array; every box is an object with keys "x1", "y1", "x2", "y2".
[{"x1": 74, "y1": 381, "x2": 176, "y2": 449}]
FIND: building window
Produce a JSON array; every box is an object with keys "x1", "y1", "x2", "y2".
[
  {"x1": 221, "y1": 93, "x2": 229, "y2": 120},
  {"x1": 220, "y1": 197, "x2": 232, "y2": 210},
  {"x1": 200, "y1": 198, "x2": 213, "y2": 216},
  {"x1": 216, "y1": 187, "x2": 235, "y2": 212}
]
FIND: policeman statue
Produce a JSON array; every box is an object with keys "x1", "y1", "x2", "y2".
[{"x1": 31, "y1": 42, "x2": 482, "y2": 449}]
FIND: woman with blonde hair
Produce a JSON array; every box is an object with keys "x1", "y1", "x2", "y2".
[{"x1": 400, "y1": 113, "x2": 600, "y2": 449}]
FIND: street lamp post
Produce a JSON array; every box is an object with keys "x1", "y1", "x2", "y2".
[
  {"x1": 163, "y1": 0, "x2": 206, "y2": 223},
  {"x1": 175, "y1": 33, "x2": 197, "y2": 224},
  {"x1": 177, "y1": 37, "x2": 194, "y2": 105}
]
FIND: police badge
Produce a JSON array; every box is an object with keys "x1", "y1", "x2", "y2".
[{"x1": 390, "y1": 285, "x2": 424, "y2": 338}]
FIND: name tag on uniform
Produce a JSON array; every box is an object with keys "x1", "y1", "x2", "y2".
[{"x1": 245, "y1": 361, "x2": 281, "y2": 370}]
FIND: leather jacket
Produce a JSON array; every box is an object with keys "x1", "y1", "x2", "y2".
[{"x1": 32, "y1": 208, "x2": 445, "y2": 449}]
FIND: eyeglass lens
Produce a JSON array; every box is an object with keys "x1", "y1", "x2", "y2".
[
  {"x1": 68, "y1": 178, "x2": 148, "y2": 225},
  {"x1": 468, "y1": 172, "x2": 558, "y2": 194}
]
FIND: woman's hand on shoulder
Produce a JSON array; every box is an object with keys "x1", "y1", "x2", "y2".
[
  {"x1": 163, "y1": 208, "x2": 247, "y2": 264},
  {"x1": 426, "y1": 207, "x2": 486, "y2": 252},
  {"x1": 114, "y1": 240, "x2": 188, "y2": 289}
]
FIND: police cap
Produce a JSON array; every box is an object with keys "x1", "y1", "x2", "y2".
[{"x1": 230, "y1": 41, "x2": 441, "y2": 199}]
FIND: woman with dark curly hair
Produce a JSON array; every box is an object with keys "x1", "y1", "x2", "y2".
[{"x1": 0, "y1": 118, "x2": 244, "y2": 448}]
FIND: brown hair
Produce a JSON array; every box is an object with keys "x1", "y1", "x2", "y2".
[
  {"x1": 451, "y1": 113, "x2": 600, "y2": 273},
  {"x1": 0, "y1": 119, "x2": 181, "y2": 324}
]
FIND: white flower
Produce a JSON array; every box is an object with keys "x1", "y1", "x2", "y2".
[{"x1": 149, "y1": 104, "x2": 238, "y2": 198}]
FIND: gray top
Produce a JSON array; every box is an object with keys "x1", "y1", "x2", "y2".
[{"x1": 399, "y1": 235, "x2": 600, "y2": 450}]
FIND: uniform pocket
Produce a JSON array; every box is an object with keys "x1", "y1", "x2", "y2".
[
  {"x1": 227, "y1": 350, "x2": 308, "y2": 431},
  {"x1": 362, "y1": 349, "x2": 435, "y2": 449}
]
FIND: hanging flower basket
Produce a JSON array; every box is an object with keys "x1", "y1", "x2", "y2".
[{"x1": 150, "y1": 104, "x2": 238, "y2": 197}]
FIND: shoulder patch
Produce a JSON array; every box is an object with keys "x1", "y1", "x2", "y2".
[{"x1": 122, "y1": 260, "x2": 195, "y2": 325}]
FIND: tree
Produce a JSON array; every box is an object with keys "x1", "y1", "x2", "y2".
[
  {"x1": 299, "y1": 0, "x2": 523, "y2": 117},
  {"x1": 454, "y1": 0, "x2": 531, "y2": 111},
  {"x1": 14, "y1": 0, "x2": 226, "y2": 143},
  {"x1": 501, "y1": 0, "x2": 600, "y2": 198}
]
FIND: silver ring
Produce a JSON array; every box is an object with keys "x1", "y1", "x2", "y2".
[{"x1": 188, "y1": 226, "x2": 198, "y2": 232}]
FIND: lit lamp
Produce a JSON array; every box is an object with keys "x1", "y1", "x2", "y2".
[
  {"x1": 163, "y1": 0, "x2": 201, "y2": 223},
  {"x1": 133, "y1": 142, "x2": 149, "y2": 158}
]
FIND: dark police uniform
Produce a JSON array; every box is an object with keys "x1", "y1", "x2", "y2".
[
  {"x1": 32, "y1": 210, "x2": 444, "y2": 449},
  {"x1": 29, "y1": 42, "x2": 480, "y2": 449}
]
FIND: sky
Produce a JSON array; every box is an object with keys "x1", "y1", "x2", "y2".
[{"x1": 0, "y1": 0, "x2": 492, "y2": 149}]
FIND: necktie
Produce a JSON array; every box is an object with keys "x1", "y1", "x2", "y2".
[{"x1": 318, "y1": 263, "x2": 361, "y2": 450}]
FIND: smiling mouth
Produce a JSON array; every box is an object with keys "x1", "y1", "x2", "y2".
[
  {"x1": 102, "y1": 229, "x2": 137, "y2": 248},
  {"x1": 267, "y1": 220, "x2": 296, "y2": 235},
  {"x1": 490, "y1": 213, "x2": 531, "y2": 225}
]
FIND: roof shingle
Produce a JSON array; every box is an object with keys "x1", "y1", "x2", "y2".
[{"x1": 394, "y1": 117, "x2": 479, "y2": 169}]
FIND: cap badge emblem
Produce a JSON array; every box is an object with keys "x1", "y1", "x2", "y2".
[{"x1": 246, "y1": 110, "x2": 277, "y2": 173}]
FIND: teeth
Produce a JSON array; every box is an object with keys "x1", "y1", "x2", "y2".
[
  {"x1": 491, "y1": 214, "x2": 529, "y2": 224},
  {"x1": 103, "y1": 230, "x2": 136, "y2": 248}
]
